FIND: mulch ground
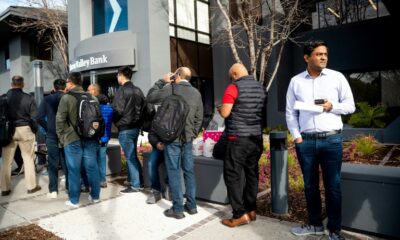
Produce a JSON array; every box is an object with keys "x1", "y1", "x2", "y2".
[{"x1": 0, "y1": 224, "x2": 62, "y2": 240}]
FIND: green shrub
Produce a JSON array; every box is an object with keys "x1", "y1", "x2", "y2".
[
  {"x1": 353, "y1": 135, "x2": 380, "y2": 157},
  {"x1": 348, "y1": 102, "x2": 387, "y2": 128}
]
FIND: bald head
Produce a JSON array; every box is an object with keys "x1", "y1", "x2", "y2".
[
  {"x1": 229, "y1": 63, "x2": 248, "y2": 81},
  {"x1": 176, "y1": 67, "x2": 192, "y2": 82},
  {"x1": 88, "y1": 84, "x2": 101, "y2": 97}
]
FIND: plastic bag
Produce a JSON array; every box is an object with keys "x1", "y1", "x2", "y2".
[
  {"x1": 203, "y1": 138, "x2": 216, "y2": 158},
  {"x1": 192, "y1": 137, "x2": 204, "y2": 156}
]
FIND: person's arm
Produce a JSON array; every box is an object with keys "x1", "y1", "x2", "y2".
[
  {"x1": 193, "y1": 94, "x2": 204, "y2": 135},
  {"x1": 111, "y1": 87, "x2": 124, "y2": 124},
  {"x1": 219, "y1": 84, "x2": 237, "y2": 118},
  {"x1": 146, "y1": 80, "x2": 171, "y2": 104},
  {"x1": 56, "y1": 95, "x2": 68, "y2": 141},
  {"x1": 285, "y1": 80, "x2": 302, "y2": 142},
  {"x1": 329, "y1": 74, "x2": 356, "y2": 115},
  {"x1": 35, "y1": 99, "x2": 48, "y2": 132}
]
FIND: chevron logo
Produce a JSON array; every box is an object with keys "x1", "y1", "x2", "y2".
[{"x1": 109, "y1": 0, "x2": 122, "y2": 32}]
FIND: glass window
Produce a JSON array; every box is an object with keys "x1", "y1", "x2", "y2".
[
  {"x1": 169, "y1": 26, "x2": 176, "y2": 37},
  {"x1": 93, "y1": 0, "x2": 128, "y2": 35},
  {"x1": 5, "y1": 47, "x2": 10, "y2": 70},
  {"x1": 169, "y1": 0, "x2": 175, "y2": 24},
  {"x1": 177, "y1": 0, "x2": 195, "y2": 29},
  {"x1": 177, "y1": 28, "x2": 196, "y2": 41},
  {"x1": 170, "y1": 0, "x2": 210, "y2": 44},
  {"x1": 197, "y1": 1, "x2": 209, "y2": 33},
  {"x1": 198, "y1": 33, "x2": 210, "y2": 44},
  {"x1": 312, "y1": 0, "x2": 390, "y2": 29}
]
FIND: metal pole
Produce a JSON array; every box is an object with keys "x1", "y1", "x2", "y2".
[
  {"x1": 90, "y1": 70, "x2": 97, "y2": 84},
  {"x1": 270, "y1": 131, "x2": 288, "y2": 215},
  {"x1": 33, "y1": 60, "x2": 44, "y2": 106}
]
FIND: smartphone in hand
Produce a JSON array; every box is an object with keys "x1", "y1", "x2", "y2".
[{"x1": 314, "y1": 99, "x2": 325, "y2": 104}]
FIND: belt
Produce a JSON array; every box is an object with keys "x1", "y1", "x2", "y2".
[{"x1": 301, "y1": 130, "x2": 341, "y2": 139}]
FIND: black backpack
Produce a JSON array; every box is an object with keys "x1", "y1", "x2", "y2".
[
  {"x1": 151, "y1": 84, "x2": 189, "y2": 143},
  {"x1": 68, "y1": 92, "x2": 105, "y2": 139},
  {"x1": 0, "y1": 94, "x2": 14, "y2": 146}
]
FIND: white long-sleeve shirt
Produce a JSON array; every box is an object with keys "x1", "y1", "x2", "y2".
[{"x1": 286, "y1": 68, "x2": 355, "y2": 140}]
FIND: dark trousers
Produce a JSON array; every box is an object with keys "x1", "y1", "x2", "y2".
[
  {"x1": 46, "y1": 137, "x2": 68, "y2": 193},
  {"x1": 295, "y1": 133, "x2": 343, "y2": 232},
  {"x1": 224, "y1": 136, "x2": 263, "y2": 218}
]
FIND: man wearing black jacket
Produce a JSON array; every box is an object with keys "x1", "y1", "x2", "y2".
[
  {"x1": 1, "y1": 75, "x2": 41, "y2": 196},
  {"x1": 112, "y1": 66, "x2": 145, "y2": 193},
  {"x1": 36, "y1": 79, "x2": 68, "y2": 199}
]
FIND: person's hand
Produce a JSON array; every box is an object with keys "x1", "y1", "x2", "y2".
[
  {"x1": 162, "y1": 73, "x2": 174, "y2": 83},
  {"x1": 156, "y1": 142, "x2": 164, "y2": 151},
  {"x1": 294, "y1": 137, "x2": 303, "y2": 144},
  {"x1": 319, "y1": 99, "x2": 333, "y2": 112}
]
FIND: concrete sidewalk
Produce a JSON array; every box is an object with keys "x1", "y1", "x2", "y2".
[{"x1": 0, "y1": 174, "x2": 382, "y2": 240}]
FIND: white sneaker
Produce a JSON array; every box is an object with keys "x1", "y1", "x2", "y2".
[
  {"x1": 88, "y1": 195, "x2": 100, "y2": 203},
  {"x1": 47, "y1": 192, "x2": 57, "y2": 199},
  {"x1": 65, "y1": 200, "x2": 79, "y2": 208}
]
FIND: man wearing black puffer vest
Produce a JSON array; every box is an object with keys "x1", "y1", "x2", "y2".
[{"x1": 219, "y1": 63, "x2": 266, "y2": 228}]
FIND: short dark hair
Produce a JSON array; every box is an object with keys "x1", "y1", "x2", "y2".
[
  {"x1": 303, "y1": 40, "x2": 328, "y2": 56},
  {"x1": 68, "y1": 72, "x2": 82, "y2": 86},
  {"x1": 53, "y1": 79, "x2": 66, "y2": 91},
  {"x1": 118, "y1": 66, "x2": 133, "y2": 80},
  {"x1": 11, "y1": 75, "x2": 24, "y2": 87}
]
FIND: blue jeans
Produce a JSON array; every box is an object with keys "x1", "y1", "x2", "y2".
[
  {"x1": 147, "y1": 149, "x2": 164, "y2": 192},
  {"x1": 46, "y1": 137, "x2": 67, "y2": 193},
  {"x1": 98, "y1": 143, "x2": 108, "y2": 184},
  {"x1": 164, "y1": 142, "x2": 196, "y2": 212},
  {"x1": 295, "y1": 133, "x2": 343, "y2": 232},
  {"x1": 118, "y1": 128, "x2": 142, "y2": 188},
  {"x1": 64, "y1": 140, "x2": 100, "y2": 204}
]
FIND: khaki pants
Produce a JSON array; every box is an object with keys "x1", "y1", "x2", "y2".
[{"x1": 1, "y1": 126, "x2": 37, "y2": 191}]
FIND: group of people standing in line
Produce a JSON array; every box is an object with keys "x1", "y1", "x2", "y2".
[{"x1": 0, "y1": 39, "x2": 354, "y2": 240}]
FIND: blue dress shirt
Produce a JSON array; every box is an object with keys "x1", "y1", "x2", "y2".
[{"x1": 286, "y1": 68, "x2": 355, "y2": 140}]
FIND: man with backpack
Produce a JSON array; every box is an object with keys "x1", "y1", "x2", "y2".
[
  {"x1": 36, "y1": 79, "x2": 68, "y2": 199},
  {"x1": 1, "y1": 75, "x2": 41, "y2": 196},
  {"x1": 147, "y1": 67, "x2": 203, "y2": 219},
  {"x1": 112, "y1": 66, "x2": 145, "y2": 193},
  {"x1": 56, "y1": 72, "x2": 102, "y2": 207}
]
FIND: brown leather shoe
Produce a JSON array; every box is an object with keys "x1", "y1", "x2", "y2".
[
  {"x1": 27, "y1": 185, "x2": 41, "y2": 194},
  {"x1": 247, "y1": 211, "x2": 256, "y2": 221},
  {"x1": 1, "y1": 190, "x2": 11, "y2": 196},
  {"x1": 221, "y1": 214, "x2": 250, "y2": 227}
]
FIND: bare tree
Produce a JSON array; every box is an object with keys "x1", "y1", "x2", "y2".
[
  {"x1": 8, "y1": 0, "x2": 68, "y2": 77},
  {"x1": 213, "y1": 0, "x2": 308, "y2": 91}
]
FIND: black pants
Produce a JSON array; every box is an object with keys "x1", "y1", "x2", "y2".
[{"x1": 224, "y1": 136, "x2": 263, "y2": 218}]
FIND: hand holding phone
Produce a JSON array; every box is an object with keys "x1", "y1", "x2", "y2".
[{"x1": 314, "y1": 99, "x2": 325, "y2": 104}]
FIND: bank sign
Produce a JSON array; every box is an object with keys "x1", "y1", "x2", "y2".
[{"x1": 69, "y1": 49, "x2": 135, "y2": 72}]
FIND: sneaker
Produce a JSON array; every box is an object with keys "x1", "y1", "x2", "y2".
[
  {"x1": 164, "y1": 208, "x2": 185, "y2": 219},
  {"x1": 291, "y1": 224, "x2": 325, "y2": 236},
  {"x1": 100, "y1": 182, "x2": 107, "y2": 188},
  {"x1": 146, "y1": 190, "x2": 162, "y2": 204},
  {"x1": 65, "y1": 200, "x2": 79, "y2": 208},
  {"x1": 329, "y1": 231, "x2": 345, "y2": 240},
  {"x1": 47, "y1": 192, "x2": 58, "y2": 199},
  {"x1": 184, "y1": 204, "x2": 198, "y2": 215},
  {"x1": 120, "y1": 187, "x2": 141, "y2": 194},
  {"x1": 88, "y1": 195, "x2": 100, "y2": 203}
]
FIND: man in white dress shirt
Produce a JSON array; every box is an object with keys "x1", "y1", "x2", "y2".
[{"x1": 286, "y1": 40, "x2": 355, "y2": 240}]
